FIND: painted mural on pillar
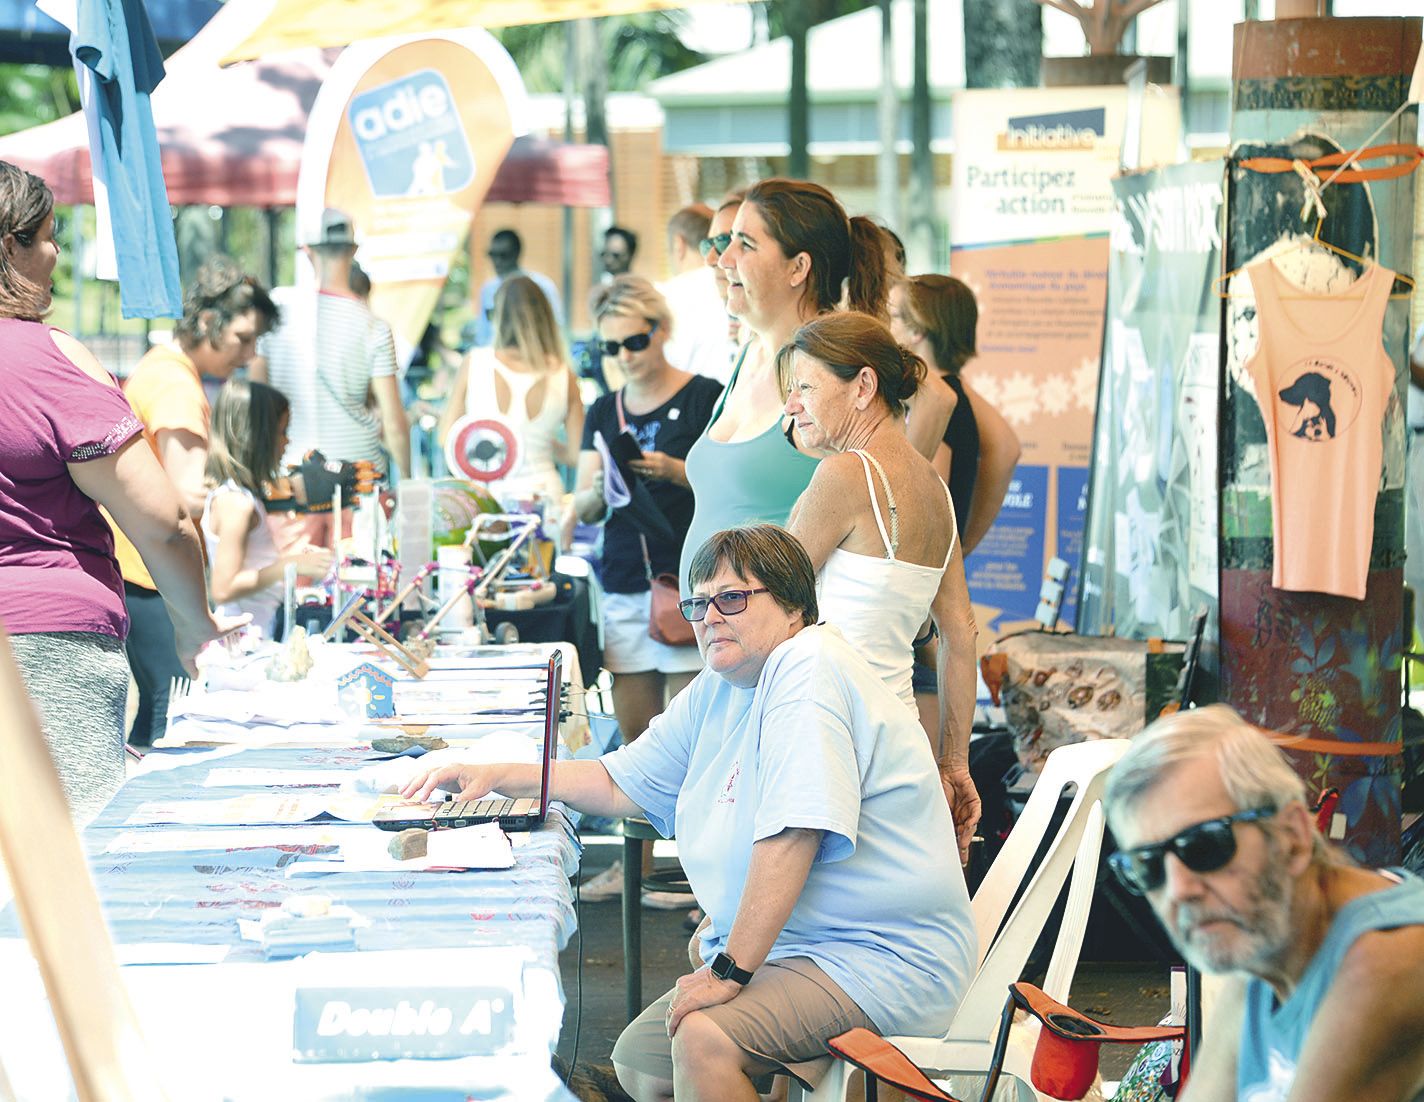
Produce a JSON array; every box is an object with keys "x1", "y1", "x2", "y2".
[{"x1": 1220, "y1": 17, "x2": 1420, "y2": 865}]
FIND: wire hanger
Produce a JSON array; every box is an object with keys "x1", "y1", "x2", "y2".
[
  {"x1": 1215, "y1": 215, "x2": 1415, "y2": 301},
  {"x1": 1216, "y1": 151, "x2": 1415, "y2": 299}
]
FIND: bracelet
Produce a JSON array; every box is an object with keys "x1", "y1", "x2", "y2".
[{"x1": 912, "y1": 623, "x2": 939, "y2": 649}]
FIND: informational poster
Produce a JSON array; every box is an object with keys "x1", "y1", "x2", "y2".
[
  {"x1": 949, "y1": 87, "x2": 1180, "y2": 640},
  {"x1": 1077, "y1": 160, "x2": 1224, "y2": 653},
  {"x1": 298, "y1": 31, "x2": 529, "y2": 363}
]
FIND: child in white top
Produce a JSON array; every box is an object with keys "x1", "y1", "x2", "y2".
[{"x1": 202, "y1": 379, "x2": 331, "y2": 636}]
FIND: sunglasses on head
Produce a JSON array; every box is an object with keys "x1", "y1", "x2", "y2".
[
  {"x1": 698, "y1": 232, "x2": 732, "y2": 258},
  {"x1": 601, "y1": 320, "x2": 659, "y2": 358},
  {"x1": 678, "y1": 587, "x2": 768, "y2": 622},
  {"x1": 1108, "y1": 806, "x2": 1277, "y2": 896}
]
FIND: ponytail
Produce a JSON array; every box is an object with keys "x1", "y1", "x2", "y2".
[{"x1": 845, "y1": 216, "x2": 892, "y2": 321}]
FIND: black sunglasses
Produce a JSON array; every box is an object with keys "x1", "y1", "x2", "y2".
[
  {"x1": 1108, "y1": 806, "x2": 1277, "y2": 896},
  {"x1": 698, "y1": 232, "x2": 732, "y2": 258},
  {"x1": 601, "y1": 321, "x2": 659, "y2": 358},
  {"x1": 678, "y1": 587, "x2": 769, "y2": 623}
]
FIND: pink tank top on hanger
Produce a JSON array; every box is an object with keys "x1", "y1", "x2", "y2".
[{"x1": 1244, "y1": 260, "x2": 1395, "y2": 600}]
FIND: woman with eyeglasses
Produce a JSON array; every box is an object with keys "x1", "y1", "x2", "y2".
[
  {"x1": 781, "y1": 312, "x2": 981, "y2": 863},
  {"x1": 403, "y1": 524, "x2": 975, "y2": 1102},
  {"x1": 571, "y1": 276, "x2": 723, "y2": 905},
  {"x1": 438, "y1": 274, "x2": 583, "y2": 506}
]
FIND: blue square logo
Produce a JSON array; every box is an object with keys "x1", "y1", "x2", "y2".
[{"x1": 348, "y1": 70, "x2": 476, "y2": 198}]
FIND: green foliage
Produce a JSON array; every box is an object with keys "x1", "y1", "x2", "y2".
[
  {"x1": 762, "y1": 0, "x2": 875, "y2": 39},
  {"x1": 497, "y1": 12, "x2": 705, "y2": 94},
  {"x1": 0, "y1": 63, "x2": 80, "y2": 138}
]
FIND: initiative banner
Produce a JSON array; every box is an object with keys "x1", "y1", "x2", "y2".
[
  {"x1": 949, "y1": 86, "x2": 1180, "y2": 640},
  {"x1": 297, "y1": 31, "x2": 529, "y2": 363},
  {"x1": 1076, "y1": 160, "x2": 1224, "y2": 648}
]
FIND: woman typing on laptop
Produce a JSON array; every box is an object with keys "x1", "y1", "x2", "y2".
[{"x1": 401, "y1": 524, "x2": 975, "y2": 1102}]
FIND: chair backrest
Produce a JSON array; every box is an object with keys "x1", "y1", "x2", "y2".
[
  {"x1": 947, "y1": 738, "x2": 1130, "y2": 1042},
  {"x1": 0, "y1": 628, "x2": 167, "y2": 1099}
]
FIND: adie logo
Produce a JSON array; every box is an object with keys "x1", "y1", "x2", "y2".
[
  {"x1": 997, "y1": 107, "x2": 1105, "y2": 152},
  {"x1": 347, "y1": 70, "x2": 475, "y2": 198}
]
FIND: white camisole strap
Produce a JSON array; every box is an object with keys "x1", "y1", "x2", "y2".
[
  {"x1": 941, "y1": 479, "x2": 958, "y2": 569},
  {"x1": 851, "y1": 449, "x2": 898, "y2": 559}
]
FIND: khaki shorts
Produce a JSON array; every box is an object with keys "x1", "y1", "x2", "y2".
[{"x1": 610, "y1": 957, "x2": 877, "y2": 1090}]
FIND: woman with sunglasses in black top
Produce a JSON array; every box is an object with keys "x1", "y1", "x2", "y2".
[{"x1": 571, "y1": 276, "x2": 723, "y2": 907}]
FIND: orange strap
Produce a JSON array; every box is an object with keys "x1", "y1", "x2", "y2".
[
  {"x1": 1266, "y1": 733, "x2": 1402, "y2": 757},
  {"x1": 1239, "y1": 143, "x2": 1424, "y2": 183}
]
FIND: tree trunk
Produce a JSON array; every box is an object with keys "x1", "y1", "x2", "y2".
[
  {"x1": 906, "y1": 0, "x2": 934, "y2": 270},
  {"x1": 876, "y1": 0, "x2": 900, "y2": 229},
  {"x1": 578, "y1": 18, "x2": 611, "y2": 197},
  {"x1": 964, "y1": 0, "x2": 1041, "y2": 88},
  {"x1": 787, "y1": 2, "x2": 810, "y2": 180}
]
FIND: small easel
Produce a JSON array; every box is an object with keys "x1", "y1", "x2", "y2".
[{"x1": 327, "y1": 594, "x2": 429, "y2": 678}]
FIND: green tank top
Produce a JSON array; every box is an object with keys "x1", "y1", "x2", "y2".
[{"x1": 678, "y1": 348, "x2": 821, "y2": 593}]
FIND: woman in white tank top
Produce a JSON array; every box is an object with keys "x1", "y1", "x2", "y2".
[
  {"x1": 438, "y1": 275, "x2": 584, "y2": 506},
  {"x1": 784, "y1": 312, "x2": 980, "y2": 862}
]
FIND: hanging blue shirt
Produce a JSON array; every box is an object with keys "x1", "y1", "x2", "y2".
[
  {"x1": 75, "y1": 0, "x2": 182, "y2": 319},
  {"x1": 601, "y1": 623, "x2": 977, "y2": 1037},
  {"x1": 1237, "y1": 870, "x2": 1424, "y2": 1101}
]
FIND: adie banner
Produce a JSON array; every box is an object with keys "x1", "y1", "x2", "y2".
[
  {"x1": 949, "y1": 85, "x2": 1180, "y2": 644},
  {"x1": 297, "y1": 31, "x2": 529, "y2": 364}
]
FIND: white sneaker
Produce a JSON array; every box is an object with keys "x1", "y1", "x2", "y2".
[
  {"x1": 579, "y1": 861, "x2": 624, "y2": 902},
  {"x1": 641, "y1": 889, "x2": 692, "y2": 911}
]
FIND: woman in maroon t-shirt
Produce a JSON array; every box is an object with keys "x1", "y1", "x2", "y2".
[{"x1": 0, "y1": 161, "x2": 239, "y2": 823}]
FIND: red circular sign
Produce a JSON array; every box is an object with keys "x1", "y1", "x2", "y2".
[{"x1": 446, "y1": 416, "x2": 519, "y2": 482}]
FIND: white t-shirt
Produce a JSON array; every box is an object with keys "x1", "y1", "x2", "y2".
[
  {"x1": 258, "y1": 288, "x2": 397, "y2": 471},
  {"x1": 601, "y1": 623, "x2": 976, "y2": 1036},
  {"x1": 657, "y1": 266, "x2": 738, "y2": 385}
]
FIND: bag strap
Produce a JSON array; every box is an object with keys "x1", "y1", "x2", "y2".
[{"x1": 616, "y1": 390, "x2": 655, "y2": 582}]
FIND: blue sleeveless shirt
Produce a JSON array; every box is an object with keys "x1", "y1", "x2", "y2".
[
  {"x1": 1237, "y1": 870, "x2": 1424, "y2": 1101},
  {"x1": 678, "y1": 348, "x2": 820, "y2": 593}
]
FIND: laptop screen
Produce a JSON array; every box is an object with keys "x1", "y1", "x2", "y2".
[{"x1": 537, "y1": 651, "x2": 562, "y2": 816}]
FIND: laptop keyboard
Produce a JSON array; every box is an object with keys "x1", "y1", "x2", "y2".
[{"x1": 434, "y1": 798, "x2": 524, "y2": 820}]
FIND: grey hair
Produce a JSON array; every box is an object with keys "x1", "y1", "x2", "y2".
[
  {"x1": 686, "y1": 525, "x2": 818, "y2": 627},
  {"x1": 1104, "y1": 704, "x2": 1332, "y2": 863}
]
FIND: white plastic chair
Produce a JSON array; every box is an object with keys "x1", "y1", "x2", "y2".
[{"x1": 792, "y1": 737, "x2": 1132, "y2": 1102}]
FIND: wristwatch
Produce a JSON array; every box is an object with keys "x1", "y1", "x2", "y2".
[{"x1": 710, "y1": 952, "x2": 754, "y2": 986}]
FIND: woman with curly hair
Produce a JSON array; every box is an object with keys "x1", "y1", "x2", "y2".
[{"x1": 112, "y1": 254, "x2": 279, "y2": 746}]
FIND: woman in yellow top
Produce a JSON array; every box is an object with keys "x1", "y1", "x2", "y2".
[{"x1": 112, "y1": 257, "x2": 278, "y2": 746}]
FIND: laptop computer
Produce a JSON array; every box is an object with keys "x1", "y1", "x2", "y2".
[{"x1": 373, "y1": 652, "x2": 562, "y2": 833}]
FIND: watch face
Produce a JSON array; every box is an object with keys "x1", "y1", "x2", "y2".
[{"x1": 711, "y1": 952, "x2": 748, "y2": 983}]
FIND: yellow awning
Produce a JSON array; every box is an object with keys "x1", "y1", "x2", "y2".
[{"x1": 221, "y1": 0, "x2": 747, "y2": 65}]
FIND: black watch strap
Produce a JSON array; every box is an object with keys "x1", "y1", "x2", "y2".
[{"x1": 710, "y1": 951, "x2": 754, "y2": 985}]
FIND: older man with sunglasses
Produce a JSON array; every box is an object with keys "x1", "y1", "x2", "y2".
[
  {"x1": 403, "y1": 524, "x2": 975, "y2": 1102},
  {"x1": 1104, "y1": 705, "x2": 1424, "y2": 1102}
]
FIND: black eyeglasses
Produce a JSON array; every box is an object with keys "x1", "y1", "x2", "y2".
[
  {"x1": 601, "y1": 321, "x2": 659, "y2": 358},
  {"x1": 678, "y1": 587, "x2": 769, "y2": 622},
  {"x1": 1108, "y1": 806, "x2": 1277, "y2": 896},
  {"x1": 698, "y1": 232, "x2": 732, "y2": 259}
]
